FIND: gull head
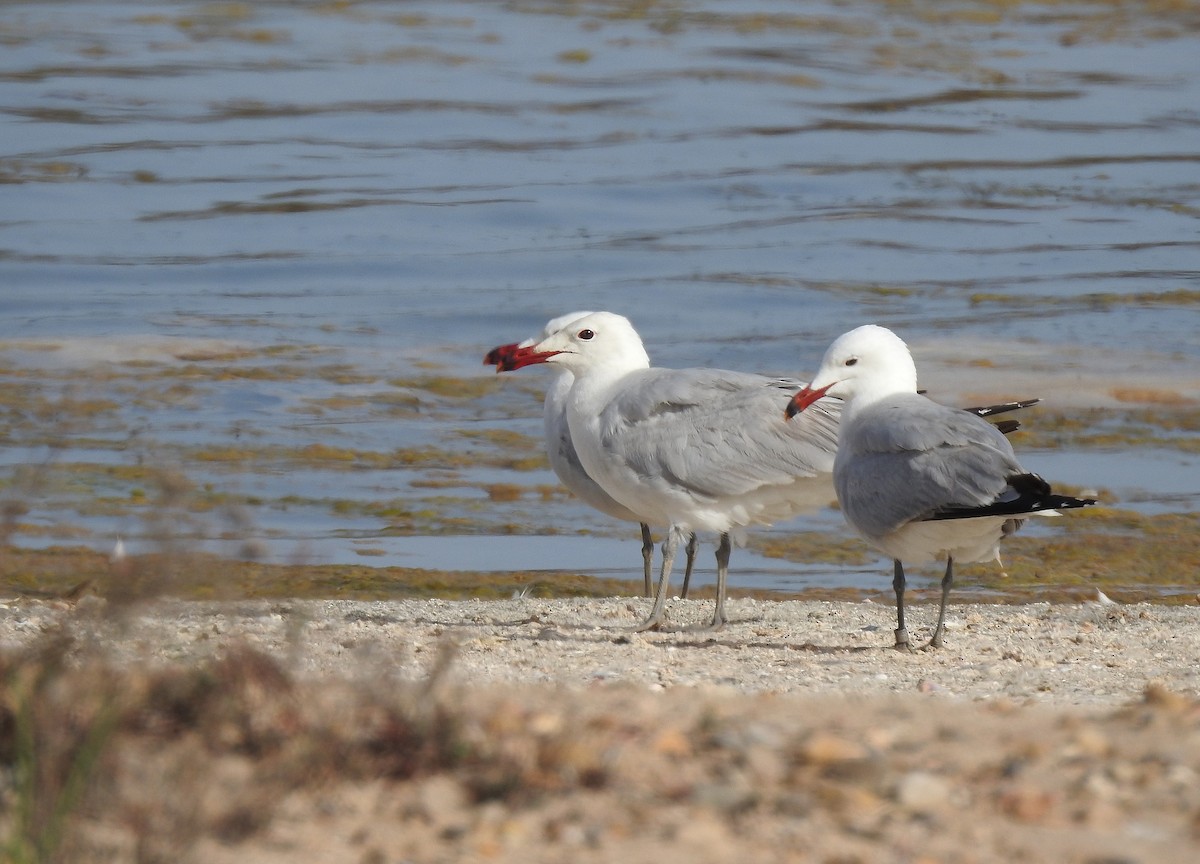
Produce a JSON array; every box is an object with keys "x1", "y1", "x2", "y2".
[
  {"x1": 507, "y1": 311, "x2": 651, "y2": 375},
  {"x1": 484, "y1": 310, "x2": 596, "y2": 371},
  {"x1": 540, "y1": 310, "x2": 596, "y2": 338},
  {"x1": 786, "y1": 324, "x2": 916, "y2": 417}
]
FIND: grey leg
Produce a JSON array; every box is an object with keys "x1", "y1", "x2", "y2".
[
  {"x1": 639, "y1": 523, "x2": 654, "y2": 598},
  {"x1": 893, "y1": 559, "x2": 912, "y2": 651},
  {"x1": 679, "y1": 532, "x2": 698, "y2": 599},
  {"x1": 927, "y1": 556, "x2": 954, "y2": 649},
  {"x1": 635, "y1": 525, "x2": 682, "y2": 631},
  {"x1": 704, "y1": 532, "x2": 732, "y2": 631}
]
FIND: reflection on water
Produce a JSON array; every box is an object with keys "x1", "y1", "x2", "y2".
[{"x1": 1, "y1": 1, "x2": 1198, "y2": 591}]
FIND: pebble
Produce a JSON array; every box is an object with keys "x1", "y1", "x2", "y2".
[{"x1": 896, "y1": 771, "x2": 953, "y2": 813}]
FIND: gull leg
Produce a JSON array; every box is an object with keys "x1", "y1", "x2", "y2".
[
  {"x1": 679, "y1": 532, "x2": 698, "y2": 599},
  {"x1": 892, "y1": 559, "x2": 912, "y2": 652},
  {"x1": 639, "y1": 523, "x2": 654, "y2": 598},
  {"x1": 704, "y1": 532, "x2": 732, "y2": 631},
  {"x1": 927, "y1": 556, "x2": 954, "y2": 649},
  {"x1": 635, "y1": 526, "x2": 681, "y2": 631}
]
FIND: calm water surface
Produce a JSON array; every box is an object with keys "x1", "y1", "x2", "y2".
[{"x1": 2, "y1": 1, "x2": 1198, "y2": 592}]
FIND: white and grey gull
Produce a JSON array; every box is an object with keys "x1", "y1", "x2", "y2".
[
  {"x1": 485, "y1": 312, "x2": 698, "y2": 599},
  {"x1": 786, "y1": 324, "x2": 1096, "y2": 650},
  {"x1": 496, "y1": 311, "x2": 842, "y2": 631}
]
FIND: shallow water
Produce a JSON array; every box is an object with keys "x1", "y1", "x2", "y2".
[{"x1": 2, "y1": 1, "x2": 1199, "y2": 593}]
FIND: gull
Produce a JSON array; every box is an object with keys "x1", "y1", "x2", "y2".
[
  {"x1": 499, "y1": 311, "x2": 841, "y2": 631},
  {"x1": 486, "y1": 312, "x2": 698, "y2": 599},
  {"x1": 786, "y1": 324, "x2": 1096, "y2": 650}
]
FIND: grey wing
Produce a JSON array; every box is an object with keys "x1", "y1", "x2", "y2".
[
  {"x1": 599, "y1": 369, "x2": 840, "y2": 500},
  {"x1": 837, "y1": 395, "x2": 1023, "y2": 538}
]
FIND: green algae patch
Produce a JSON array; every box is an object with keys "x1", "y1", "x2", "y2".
[
  {"x1": 952, "y1": 509, "x2": 1200, "y2": 599},
  {"x1": 184, "y1": 442, "x2": 546, "y2": 472},
  {"x1": 0, "y1": 382, "x2": 121, "y2": 430},
  {"x1": 0, "y1": 543, "x2": 872, "y2": 605},
  {"x1": 969, "y1": 288, "x2": 1200, "y2": 309},
  {"x1": 483, "y1": 484, "x2": 525, "y2": 502},
  {"x1": 456, "y1": 428, "x2": 542, "y2": 450},
  {"x1": 0, "y1": 545, "x2": 112, "y2": 598},
  {"x1": 756, "y1": 507, "x2": 1200, "y2": 604},
  {"x1": 749, "y1": 532, "x2": 875, "y2": 567},
  {"x1": 388, "y1": 445, "x2": 538, "y2": 472},
  {"x1": 1110, "y1": 388, "x2": 1197, "y2": 407},
  {"x1": 0, "y1": 158, "x2": 88, "y2": 183},
  {"x1": 390, "y1": 375, "x2": 501, "y2": 400},
  {"x1": 300, "y1": 391, "x2": 421, "y2": 417},
  {"x1": 1013, "y1": 405, "x2": 1200, "y2": 453},
  {"x1": 0, "y1": 546, "x2": 644, "y2": 602}
]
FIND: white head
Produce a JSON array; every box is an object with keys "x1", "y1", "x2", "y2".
[
  {"x1": 786, "y1": 324, "x2": 917, "y2": 416},
  {"x1": 524, "y1": 310, "x2": 595, "y2": 348},
  {"x1": 511, "y1": 311, "x2": 651, "y2": 376},
  {"x1": 484, "y1": 310, "x2": 596, "y2": 370}
]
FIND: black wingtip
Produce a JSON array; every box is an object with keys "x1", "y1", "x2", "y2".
[
  {"x1": 964, "y1": 398, "x2": 1042, "y2": 419},
  {"x1": 926, "y1": 473, "x2": 1097, "y2": 522}
]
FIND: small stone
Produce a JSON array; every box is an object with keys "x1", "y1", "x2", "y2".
[
  {"x1": 528, "y1": 711, "x2": 563, "y2": 736},
  {"x1": 798, "y1": 731, "x2": 868, "y2": 765},
  {"x1": 896, "y1": 771, "x2": 952, "y2": 813},
  {"x1": 1072, "y1": 726, "x2": 1112, "y2": 758},
  {"x1": 998, "y1": 785, "x2": 1056, "y2": 823},
  {"x1": 1083, "y1": 770, "x2": 1120, "y2": 801},
  {"x1": 653, "y1": 727, "x2": 691, "y2": 757},
  {"x1": 416, "y1": 776, "x2": 469, "y2": 828},
  {"x1": 692, "y1": 779, "x2": 756, "y2": 813}
]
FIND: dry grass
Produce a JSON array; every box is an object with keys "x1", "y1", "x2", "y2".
[{"x1": 0, "y1": 630, "x2": 473, "y2": 862}]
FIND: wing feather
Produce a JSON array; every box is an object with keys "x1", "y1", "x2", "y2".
[
  {"x1": 836, "y1": 394, "x2": 1023, "y2": 539},
  {"x1": 596, "y1": 368, "x2": 840, "y2": 502}
]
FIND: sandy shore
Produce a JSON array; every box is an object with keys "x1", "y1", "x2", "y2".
[
  {"x1": 3, "y1": 595, "x2": 1199, "y2": 862},
  {"x1": 6, "y1": 594, "x2": 1192, "y2": 704}
]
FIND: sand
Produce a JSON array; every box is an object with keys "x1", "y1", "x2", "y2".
[{"x1": 2, "y1": 594, "x2": 1198, "y2": 863}]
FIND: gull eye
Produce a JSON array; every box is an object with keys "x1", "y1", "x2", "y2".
[
  {"x1": 845, "y1": 357, "x2": 858, "y2": 367},
  {"x1": 578, "y1": 329, "x2": 595, "y2": 340}
]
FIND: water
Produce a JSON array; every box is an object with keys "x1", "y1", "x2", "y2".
[{"x1": 2, "y1": 1, "x2": 1198, "y2": 592}]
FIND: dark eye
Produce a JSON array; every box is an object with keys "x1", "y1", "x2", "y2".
[
  {"x1": 845, "y1": 357, "x2": 858, "y2": 367},
  {"x1": 578, "y1": 329, "x2": 594, "y2": 340}
]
